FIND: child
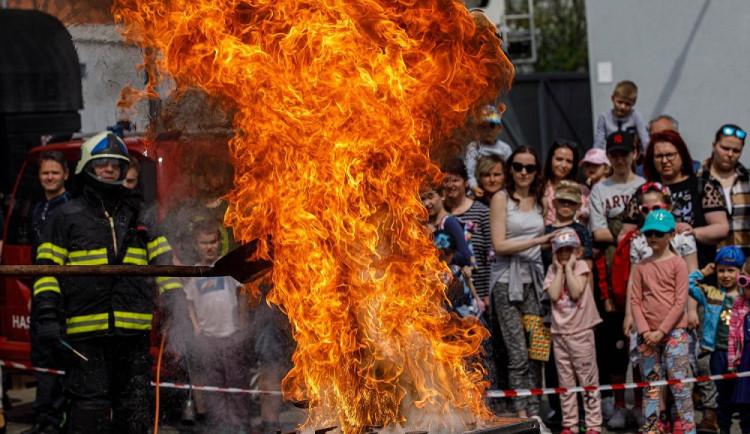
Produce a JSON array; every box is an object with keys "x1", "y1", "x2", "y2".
[
  {"x1": 542, "y1": 180, "x2": 593, "y2": 272},
  {"x1": 544, "y1": 227, "x2": 603, "y2": 434},
  {"x1": 728, "y1": 268, "x2": 750, "y2": 432},
  {"x1": 580, "y1": 148, "x2": 612, "y2": 189},
  {"x1": 420, "y1": 184, "x2": 483, "y2": 316},
  {"x1": 464, "y1": 105, "x2": 513, "y2": 199},
  {"x1": 630, "y1": 209, "x2": 695, "y2": 434},
  {"x1": 183, "y1": 219, "x2": 250, "y2": 430},
  {"x1": 593, "y1": 80, "x2": 649, "y2": 153},
  {"x1": 624, "y1": 184, "x2": 700, "y2": 431},
  {"x1": 690, "y1": 246, "x2": 745, "y2": 433}
]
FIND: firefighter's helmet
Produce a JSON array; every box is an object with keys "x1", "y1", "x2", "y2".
[{"x1": 75, "y1": 131, "x2": 130, "y2": 184}]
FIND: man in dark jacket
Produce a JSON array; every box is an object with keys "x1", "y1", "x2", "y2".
[{"x1": 32, "y1": 131, "x2": 187, "y2": 433}]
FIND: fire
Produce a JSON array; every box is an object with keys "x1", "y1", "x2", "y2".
[{"x1": 113, "y1": 0, "x2": 514, "y2": 432}]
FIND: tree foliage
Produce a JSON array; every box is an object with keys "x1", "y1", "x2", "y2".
[{"x1": 533, "y1": 0, "x2": 589, "y2": 72}]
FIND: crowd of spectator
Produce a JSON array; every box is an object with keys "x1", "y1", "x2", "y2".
[{"x1": 425, "y1": 80, "x2": 750, "y2": 434}]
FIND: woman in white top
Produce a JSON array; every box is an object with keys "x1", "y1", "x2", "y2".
[{"x1": 490, "y1": 145, "x2": 556, "y2": 429}]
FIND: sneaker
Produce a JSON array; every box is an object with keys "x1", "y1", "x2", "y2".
[
  {"x1": 560, "y1": 427, "x2": 575, "y2": 434},
  {"x1": 672, "y1": 419, "x2": 684, "y2": 434},
  {"x1": 584, "y1": 431, "x2": 601, "y2": 434},
  {"x1": 601, "y1": 396, "x2": 615, "y2": 421},
  {"x1": 608, "y1": 406, "x2": 628, "y2": 430},
  {"x1": 531, "y1": 415, "x2": 553, "y2": 434}
]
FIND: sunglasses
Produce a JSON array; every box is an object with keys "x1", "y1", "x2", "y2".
[
  {"x1": 643, "y1": 230, "x2": 671, "y2": 238},
  {"x1": 511, "y1": 162, "x2": 537, "y2": 173},
  {"x1": 723, "y1": 126, "x2": 747, "y2": 140},
  {"x1": 738, "y1": 274, "x2": 750, "y2": 288},
  {"x1": 639, "y1": 203, "x2": 668, "y2": 214}
]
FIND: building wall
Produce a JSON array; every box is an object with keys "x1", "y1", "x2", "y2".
[
  {"x1": 586, "y1": 0, "x2": 750, "y2": 166},
  {"x1": 67, "y1": 25, "x2": 150, "y2": 133}
]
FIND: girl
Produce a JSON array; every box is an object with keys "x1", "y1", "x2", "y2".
[
  {"x1": 630, "y1": 209, "x2": 695, "y2": 434},
  {"x1": 490, "y1": 145, "x2": 555, "y2": 433},
  {"x1": 544, "y1": 227, "x2": 602, "y2": 434},
  {"x1": 625, "y1": 183, "x2": 699, "y2": 432},
  {"x1": 728, "y1": 268, "x2": 750, "y2": 432},
  {"x1": 580, "y1": 148, "x2": 612, "y2": 189}
]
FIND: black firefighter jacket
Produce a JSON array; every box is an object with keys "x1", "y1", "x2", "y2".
[{"x1": 33, "y1": 184, "x2": 183, "y2": 341}]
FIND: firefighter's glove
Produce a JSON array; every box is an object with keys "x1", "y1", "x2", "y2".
[{"x1": 37, "y1": 321, "x2": 62, "y2": 343}]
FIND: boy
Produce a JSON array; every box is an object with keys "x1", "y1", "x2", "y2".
[
  {"x1": 689, "y1": 246, "x2": 746, "y2": 434},
  {"x1": 593, "y1": 80, "x2": 649, "y2": 153},
  {"x1": 542, "y1": 180, "x2": 594, "y2": 271},
  {"x1": 183, "y1": 219, "x2": 250, "y2": 431},
  {"x1": 464, "y1": 104, "x2": 513, "y2": 198}
]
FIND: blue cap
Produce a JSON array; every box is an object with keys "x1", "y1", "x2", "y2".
[
  {"x1": 715, "y1": 246, "x2": 746, "y2": 268},
  {"x1": 640, "y1": 209, "x2": 676, "y2": 233}
]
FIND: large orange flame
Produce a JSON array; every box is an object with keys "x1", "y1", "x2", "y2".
[{"x1": 113, "y1": 0, "x2": 513, "y2": 431}]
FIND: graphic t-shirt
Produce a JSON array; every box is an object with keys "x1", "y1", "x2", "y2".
[
  {"x1": 184, "y1": 274, "x2": 241, "y2": 338},
  {"x1": 716, "y1": 293, "x2": 737, "y2": 351},
  {"x1": 588, "y1": 176, "x2": 645, "y2": 233},
  {"x1": 543, "y1": 260, "x2": 602, "y2": 334},
  {"x1": 623, "y1": 176, "x2": 727, "y2": 266}
]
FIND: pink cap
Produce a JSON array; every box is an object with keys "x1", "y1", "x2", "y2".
[{"x1": 581, "y1": 148, "x2": 611, "y2": 166}]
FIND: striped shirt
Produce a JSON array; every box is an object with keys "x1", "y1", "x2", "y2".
[
  {"x1": 454, "y1": 200, "x2": 491, "y2": 298},
  {"x1": 698, "y1": 161, "x2": 750, "y2": 257}
]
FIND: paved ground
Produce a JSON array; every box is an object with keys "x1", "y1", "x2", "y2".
[{"x1": 2, "y1": 385, "x2": 744, "y2": 433}]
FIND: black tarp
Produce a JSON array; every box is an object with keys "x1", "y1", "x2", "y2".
[{"x1": 0, "y1": 9, "x2": 82, "y2": 197}]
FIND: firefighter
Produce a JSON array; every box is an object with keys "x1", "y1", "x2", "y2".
[{"x1": 32, "y1": 131, "x2": 187, "y2": 433}]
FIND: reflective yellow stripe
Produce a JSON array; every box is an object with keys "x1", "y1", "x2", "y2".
[
  {"x1": 123, "y1": 248, "x2": 148, "y2": 265},
  {"x1": 156, "y1": 277, "x2": 182, "y2": 295},
  {"x1": 67, "y1": 248, "x2": 108, "y2": 265},
  {"x1": 147, "y1": 237, "x2": 172, "y2": 261},
  {"x1": 36, "y1": 243, "x2": 68, "y2": 265},
  {"x1": 114, "y1": 311, "x2": 153, "y2": 330},
  {"x1": 33, "y1": 277, "x2": 61, "y2": 296},
  {"x1": 66, "y1": 313, "x2": 110, "y2": 334}
]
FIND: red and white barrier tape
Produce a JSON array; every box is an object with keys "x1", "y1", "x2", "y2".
[
  {"x1": 3, "y1": 359, "x2": 750, "y2": 398},
  {"x1": 485, "y1": 371, "x2": 750, "y2": 398}
]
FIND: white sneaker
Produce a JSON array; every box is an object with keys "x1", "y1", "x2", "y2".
[
  {"x1": 531, "y1": 415, "x2": 553, "y2": 434},
  {"x1": 607, "y1": 406, "x2": 628, "y2": 430},
  {"x1": 601, "y1": 396, "x2": 615, "y2": 421}
]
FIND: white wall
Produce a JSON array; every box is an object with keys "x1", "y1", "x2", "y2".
[
  {"x1": 586, "y1": 0, "x2": 750, "y2": 166},
  {"x1": 67, "y1": 25, "x2": 150, "y2": 134}
]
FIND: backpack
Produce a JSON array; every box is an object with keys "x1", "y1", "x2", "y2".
[{"x1": 595, "y1": 229, "x2": 638, "y2": 310}]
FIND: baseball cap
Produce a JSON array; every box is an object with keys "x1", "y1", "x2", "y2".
[
  {"x1": 554, "y1": 180, "x2": 582, "y2": 204},
  {"x1": 552, "y1": 227, "x2": 581, "y2": 252},
  {"x1": 581, "y1": 148, "x2": 611, "y2": 167},
  {"x1": 479, "y1": 105, "x2": 502, "y2": 125},
  {"x1": 640, "y1": 209, "x2": 676, "y2": 233},
  {"x1": 606, "y1": 131, "x2": 636, "y2": 154},
  {"x1": 715, "y1": 246, "x2": 746, "y2": 268}
]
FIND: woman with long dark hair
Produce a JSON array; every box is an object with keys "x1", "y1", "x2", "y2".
[
  {"x1": 489, "y1": 145, "x2": 555, "y2": 432},
  {"x1": 543, "y1": 140, "x2": 590, "y2": 226}
]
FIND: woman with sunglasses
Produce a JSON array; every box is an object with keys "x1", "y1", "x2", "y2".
[
  {"x1": 543, "y1": 140, "x2": 591, "y2": 227},
  {"x1": 696, "y1": 124, "x2": 749, "y2": 257},
  {"x1": 489, "y1": 146, "x2": 555, "y2": 432}
]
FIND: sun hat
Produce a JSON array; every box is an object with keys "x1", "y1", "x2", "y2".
[
  {"x1": 552, "y1": 227, "x2": 581, "y2": 252},
  {"x1": 640, "y1": 209, "x2": 676, "y2": 233},
  {"x1": 581, "y1": 148, "x2": 611, "y2": 167},
  {"x1": 554, "y1": 180, "x2": 582, "y2": 204},
  {"x1": 715, "y1": 246, "x2": 746, "y2": 268}
]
